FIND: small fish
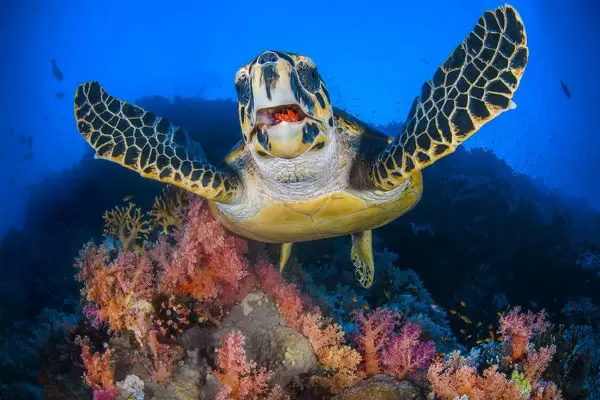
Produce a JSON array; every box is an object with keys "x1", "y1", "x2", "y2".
[
  {"x1": 382, "y1": 290, "x2": 390, "y2": 300},
  {"x1": 531, "y1": 301, "x2": 538, "y2": 308},
  {"x1": 460, "y1": 301, "x2": 467, "y2": 308},
  {"x1": 459, "y1": 329, "x2": 467, "y2": 335},
  {"x1": 19, "y1": 153, "x2": 33, "y2": 162},
  {"x1": 9, "y1": 126, "x2": 14, "y2": 137},
  {"x1": 449, "y1": 309, "x2": 457, "y2": 315},
  {"x1": 410, "y1": 222, "x2": 435, "y2": 236},
  {"x1": 487, "y1": 324, "x2": 493, "y2": 330},
  {"x1": 430, "y1": 304, "x2": 444, "y2": 313},
  {"x1": 123, "y1": 194, "x2": 134, "y2": 201},
  {"x1": 489, "y1": 330, "x2": 495, "y2": 339},
  {"x1": 9, "y1": 179, "x2": 15, "y2": 184},
  {"x1": 460, "y1": 315, "x2": 472, "y2": 324},
  {"x1": 485, "y1": 337, "x2": 493, "y2": 343},
  {"x1": 362, "y1": 304, "x2": 369, "y2": 309},
  {"x1": 465, "y1": 335, "x2": 472, "y2": 340},
  {"x1": 420, "y1": 58, "x2": 431, "y2": 65},
  {"x1": 476, "y1": 339, "x2": 484, "y2": 344},
  {"x1": 51, "y1": 59, "x2": 64, "y2": 81},
  {"x1": 560, "y1": 80, "x2": 571, "y2": 99},
  {"x1": 476, "y1": 322, "x2": 482, "y2": 328},
  {"x1": 55, "y1": 92, "x2": 65, "y2": 99},
  {"x1": 441, "y1": 336, "x2": 449, "y2": 343}
]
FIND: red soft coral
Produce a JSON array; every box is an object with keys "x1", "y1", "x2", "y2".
[
  {"x1": 254, "y1": 260, "x2": 309, "y2": 331},
  {"x1": 157, "y1": 197, "x2": 250, "y2": 315},
  {"x1": 381, "y1": 322, "x2": 435, "y2": 380},
  {"x1": 212, "y1": 330, "x2": 287, "y2": 400},
  {"x1": 353, "y1": 308, "x2": 400, "y2": 377},
  {"x1": 148, "y1": 329, "x2": 181, "y2": 383}
]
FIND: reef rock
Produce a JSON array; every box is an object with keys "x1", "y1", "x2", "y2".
[
  {"x1": 217, "y1": 290, "x2": 319, "y2": 387},
  {"x1": 332, "y1": 375, "x2": 425, "y2": 400}
]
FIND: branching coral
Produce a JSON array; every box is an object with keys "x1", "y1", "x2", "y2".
[
  {"x1": 212, "y1": 330, "x2": 287, "y2": 400},
  {"x1": 428, "y1": 359, "x2": 523, "y2": 399},
  {"x1": 352, "y1": 308, "x2": 435, "y2": 380},
  {"x1": 150, "y1": 185, "x2": 189, "y2": 234},
  {"x1": 428, "y1": 308, "x2": 562, "y2": 400},
  {"x1": 381, "y1": 322, "x2": 436, "y2": 380},
  {"x1": 103, "y1": 202, "x2": 151, "y2": 251},
  {"x1": 159, "y1": 197, "x2": 249, "y2": 302},
  {"x1": 353, "y1": 308, "x2": 400, "y2": 377},
  {"x1": 75, "y1": 245, "x2": 154, "y2": 341},
  {"x1": 499, "y1": 307, "x2": 550, "y2": 362},
  {"x1": 76, "y1": 336, "x2": 117, "y2": 397},
  {"x1": 148, "y1": 329, "x2": 182, "y2": 383}
]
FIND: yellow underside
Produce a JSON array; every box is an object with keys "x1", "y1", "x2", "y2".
[{"x1": 209, "y1": 172, "x2": 423, "y2": 243}]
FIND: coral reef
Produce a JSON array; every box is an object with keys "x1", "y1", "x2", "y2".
[{"x1": 2, "y1": 96, "x2": 599, "y2": 398}]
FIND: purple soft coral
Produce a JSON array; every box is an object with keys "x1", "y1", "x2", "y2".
[{"x1": 382, "y1": 322, "x2": 436, "y2": 380}]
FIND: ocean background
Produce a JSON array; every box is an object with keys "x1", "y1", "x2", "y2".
[{"x1": 1, "y1": 0, "x2": 599, "y2": 238}]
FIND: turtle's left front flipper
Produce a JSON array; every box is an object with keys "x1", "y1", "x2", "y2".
[
  {"x1": 370, "y1": 5, "x2": 528, "y2": 190},
  {"x1": 74, "y1": 81, "x2": 239, "y2": 204}
]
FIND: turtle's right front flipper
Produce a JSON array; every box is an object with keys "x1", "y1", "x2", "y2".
[{"x1": 74, "y1": 81, "x2": 239, "y2": 204}]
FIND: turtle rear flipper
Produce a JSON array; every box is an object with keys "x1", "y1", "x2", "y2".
[
  {"x1": 371, "y1": 5, "x2": 528, "y2": 190},
  {"x1": 351, "y1": 230, "x2": 374, "y2": 288},
  {"x1": 74, "y1": 81, "x2": 239, "y2": 203}
]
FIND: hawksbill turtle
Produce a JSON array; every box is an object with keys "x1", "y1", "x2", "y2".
[{"x1": 73, "y1": 5, "x2": 528, "y2": 288}]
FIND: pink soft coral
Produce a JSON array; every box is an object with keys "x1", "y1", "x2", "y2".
[
  {"x1": 499, "y1": 307, "x2": 549, "y2": 362},
  {"x1": 353, "y1": 308, "x2": 400, "y2": 377},
  {"x1": 381, "y1": 322, "x2": 436, "y2": 380},
  {"x1": 212, "y1": 330, "x2": 287, "y2": 400}
]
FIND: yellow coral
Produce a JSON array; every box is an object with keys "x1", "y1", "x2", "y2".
[
  {"x1": 103, "y1": 202, "x2": 151, "y2": 252},
  {"x1": 311, "y1": 344, "x2": 363, "y2": 393},
  {"x1": 150, "y1": 186, "x2": 190, "y2": 234}
]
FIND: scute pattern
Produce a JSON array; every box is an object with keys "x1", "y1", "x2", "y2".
[
  {"x1": 371, "y1": 5, "x2": 528, "y2": 190},
  {"x1": 74, "y1": 81, "x2": 238, "y2": 203}
]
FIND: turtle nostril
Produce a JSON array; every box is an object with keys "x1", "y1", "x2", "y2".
[{"x1": 257, "y1": 51, "x2": 279, "y2": 65}]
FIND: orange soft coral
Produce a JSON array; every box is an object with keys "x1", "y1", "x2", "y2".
[
  {"x1": 76, "y1": 336, "x2": 116, "y2": 393},
  {"x1": 427, "y1": 360, "x2": 522, "y2": 400},
  {"x1": 75, "y1": 245, "x2": 154, "y2": 340}
]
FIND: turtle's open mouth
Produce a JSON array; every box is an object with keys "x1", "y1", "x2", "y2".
[{"x1": 256, "y1": 104, "x2": 307, "y2": 127}]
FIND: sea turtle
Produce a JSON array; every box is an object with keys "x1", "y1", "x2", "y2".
[{"x1": 73, "y1": 5, "x2": 527, "y2": 288}]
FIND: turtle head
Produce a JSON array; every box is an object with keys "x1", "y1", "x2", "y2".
[{"x1": 235, "y1": 51, "x2": 334, "y2": 160}]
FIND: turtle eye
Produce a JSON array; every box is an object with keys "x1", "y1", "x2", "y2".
[
  {"x1": 297, "y1": 62, "x2": 321, "y2": 93},
  {"x1": 235, "y1": 73, "x2": 250, "y2": 105}
]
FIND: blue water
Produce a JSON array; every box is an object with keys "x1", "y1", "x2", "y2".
[{"x1": 1, "y1": 0, "x2": 599, "y2": 239}]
